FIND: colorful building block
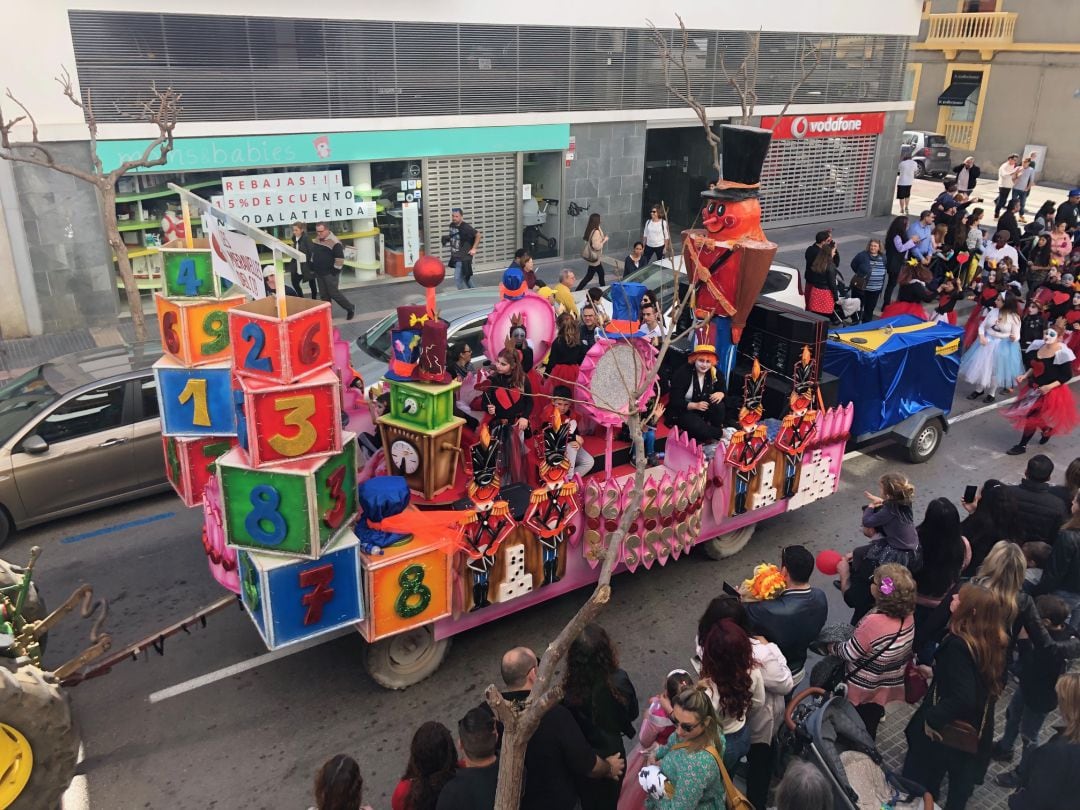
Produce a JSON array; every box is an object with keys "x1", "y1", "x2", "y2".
[
  {"x1": 238, "y1": 532, "x2": 363, "y2": 649},
  {"x1": 387, "y1": 379, "x2": 459, "y2": 432},
  {"x1": 229, "y1": 296, "x2": 333, "y2": 385},
  {"x1": 162, "y1": 434, "x2": 237, "y2": 507},
  {"x1": 360, "y1": 538, "x2": 452, "y2": 641},
  {"x1": 236, "y1": 369, "x2": 343, "y2": 467},
  {"x1": 202, "y1": 474, "x2": 240, "y2": 594},
  {"x1": 156, "y1": 292, "x2": 246, "y2": 367},
  {"x1": 154, "y1": 357, "x2": 238, "y2": 436},
  {"x1": 159, "y1": 239, "x2": 230, "y2": 299},
  {"x1": 218, "y1": 437, "x2": 358, "y2": 559}
]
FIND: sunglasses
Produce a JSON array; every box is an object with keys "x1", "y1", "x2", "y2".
[{"x1": 676, "y1": 719, "x2": 702, "y2": 733}]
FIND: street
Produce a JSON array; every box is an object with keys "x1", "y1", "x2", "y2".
[{"x1": 8, "y1": 372, "x2": 1073, "y2": 809}]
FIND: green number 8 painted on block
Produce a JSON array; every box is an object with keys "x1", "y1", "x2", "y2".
[{"x1": 394, "y1": 564, "x2": 432, "y2": 619}]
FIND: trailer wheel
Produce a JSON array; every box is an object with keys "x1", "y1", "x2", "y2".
[
  {"x1": 907, "y1": 420, "x2": 942, "y2": 464},
  {"x1": 0, "y1": 665, "x2": 79, "y2": 810},
  {"x1": 702, "y1": 524, "x2": 758, "y2": 560},
  {"x1": 365, "y1": 625, "x2": 451, "y2": 690}
]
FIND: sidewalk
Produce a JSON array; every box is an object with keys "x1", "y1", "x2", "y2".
[{"x1": 6, "y1": 174, "x2": 1074, "y2": 378}]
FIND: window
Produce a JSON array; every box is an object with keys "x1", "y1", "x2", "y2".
[
  {"x1": 34, "y1": 382, "x2": 126, "y2": 446},
  {"x1": 139, "y1": 378, "x2": 159, "y2": 421},
  {"x1": 960, "y1": 1, "x2": 998, "y2": 13},
  {"x1": 902, "y1": 63, "x2": 922, "y2": 124}
]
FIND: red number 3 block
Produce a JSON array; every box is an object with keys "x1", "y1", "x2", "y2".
[{"x1": 238, "y1": 370, "x2": 343, "y2": 467}]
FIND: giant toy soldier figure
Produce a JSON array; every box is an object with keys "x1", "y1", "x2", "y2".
[
  {"x1": 774, "y1": 347, "x2": 819, "y2": 499},
  {"x1": 726, "y1": 359, "x2": 770, "y2": 515},
  {"x1": 457, "y1": 427, "x2": 515, "y2": 611},
  {"x1": 524, "y1": 411, "x2": 580, "y2": 585}
]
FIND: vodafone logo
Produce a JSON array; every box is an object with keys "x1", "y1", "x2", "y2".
[
  {"x1": 764, "y1": 112, "x2": 884, "y2": 140},
  {"x1": 790, "y1": 115, "x2": 863, "y2": 139}
]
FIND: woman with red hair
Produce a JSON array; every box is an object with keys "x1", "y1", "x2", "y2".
[{"x1": 697, "y1": 618, "x2": 764, "y2": 771}]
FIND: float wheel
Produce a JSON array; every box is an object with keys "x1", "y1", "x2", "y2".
[
  {"x1": 702, "y1": 523, "x2": 758, "y2": 560},
  {"x1": 365, "y1": 625, "x2": 451, "y2": 690}
]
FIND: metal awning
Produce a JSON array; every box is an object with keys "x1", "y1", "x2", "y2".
[{"x1": 937, "y1": 73, "x2": 982, "y2": 106}]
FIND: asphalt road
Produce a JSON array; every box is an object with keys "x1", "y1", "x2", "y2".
[{"x1": 7, "y1": 371, "x2": 1073, "y2": 809}]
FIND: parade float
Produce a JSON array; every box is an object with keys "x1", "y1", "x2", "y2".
[{"x1": 135, "y1": 126, "x2": 858, "y2": 688}]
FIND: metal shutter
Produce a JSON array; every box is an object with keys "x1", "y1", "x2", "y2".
[
  {"x1": 758, "y1": 135, "x2": 878, "y2": 228},
  {"x1": 422, "y1": 155, "x2": 520, "y2": 270}
]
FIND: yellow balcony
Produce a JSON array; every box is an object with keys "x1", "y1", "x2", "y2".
[
  {"x1": 923, "y1": 12, "x2": 1017, "y2": 60},
  {"x1": 942, "y1": 121, "x2": 975, "y2": 151}
]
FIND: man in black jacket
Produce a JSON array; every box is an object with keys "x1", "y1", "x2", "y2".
[
  {"x1": 498, "y1": 647, "x2": 624, "y2": 810},
  {"x1": 953, "y1": 157, "x2": 981, "y2": 196},
  {"x1": 744, "y1": 545, "x2": 828, "y2": 685},
  {"x1": 1010, "y1": 454, "x2": 1068, "y2": 545},
  {"x1": 1031, "y1": 522, "x2": 1080, "y2": 630}
]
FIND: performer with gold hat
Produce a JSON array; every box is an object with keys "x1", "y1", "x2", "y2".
[
  {"x1": 726, "y1": 360, "x2": 770, "y2": 515},
  {"x1": 774, "y1": 347, "x2": 819, "y2": 499},
  {"x1": 666, "y1": 331, "x2": 727, "y2": 451}
]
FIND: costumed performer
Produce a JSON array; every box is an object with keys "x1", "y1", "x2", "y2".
[
  {"x1": 544, "y1": 385, "x2": 595, "y2": 479},
  {"x1": 523, "y1": 410, "x2": 580, "y2": 586},
  {"x1": 962, "y1": 266, "x2": 1003, "y2": 349},
  {"x1": 1020, "y1": 299, "x2": 1047, "y2": 366},
  {"x1": 726, "y1": 360, "x2": 770, "y2": 516},
  {"x1": 666, "y1": 341, "x2": 726, "y2": 454},
  {"x1": 880, "y1": 262, "x2": 934, "y2": 320},
  {"x1": 458, "y1": 427, "x2": 516, "y2": 611},
  {"x1": 482, "y1": 346, "x2": 533, "y2": 485},
  {"x1": 1005, "y1": 326, "x2": 1080, "y2": 455},
  {"x1": 545, "y1": 311, "x2": 587, "y2": 396},
  {"x1": 933, "y1": 275, "x2": 963, "y2": 326},
  {"x1": 959, "y1": 291, "x2": 1023, "y2": 403},
  {"x1": 1063, "y1": 291, "x2": 1080, "y2": 374}
]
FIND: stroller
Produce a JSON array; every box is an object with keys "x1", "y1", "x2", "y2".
[
  {"x1": 779, "y1": 688, "x2": 936, "y2": 810},
  {"x1": 833, "y1": 269, "x2": 864, "y2": 325}
]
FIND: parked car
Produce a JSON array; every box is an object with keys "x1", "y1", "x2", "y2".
[
  {"x1": 574, "y1": 256, "x2": 805, "y2": 318},
  {"x1": 0, "y1": 344, "x2": 169, "y2": 547},
  {"x1": 901, "y1": 130, "x2": 952, "y2": 178}
]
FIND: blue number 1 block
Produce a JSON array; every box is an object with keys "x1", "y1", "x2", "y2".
[{"x1": 154, "y1": 357, "x2": 237, "y2": 436}]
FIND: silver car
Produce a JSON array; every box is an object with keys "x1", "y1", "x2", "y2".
[{"x1": 0, "y1": 344, "x2": 169, "y2": 547}]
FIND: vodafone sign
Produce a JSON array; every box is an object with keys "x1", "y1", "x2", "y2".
[{"x1": 760, "y1": 112, "x2": 886, "y2": 140}]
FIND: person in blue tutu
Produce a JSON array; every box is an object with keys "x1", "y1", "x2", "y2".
[{"x1": 960, "y1": 291, "x2": 1023, "y2": 403}]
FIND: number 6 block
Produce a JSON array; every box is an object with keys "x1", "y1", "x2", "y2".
[
  {"x1": 218, "y1": 436, "x2": 357, "y2": 559},
  {"x1": 237, "y1": 369, "x2": 342, "y2": 467},
  {"x1": 155, "y1": 293, "x2": 246, "y2": 367},
  {"x1": 162, "y1": 434, "x2": 238, "y2": 507},
  {"x1": 154, "y1": 357, "x2": 237, "y2": 436},
  {"x1": 229, "y1": 297, "x2": 334, "y2": 385},
  {"x1": 237, "y1": 532, "x2": 363, "y2": 650}
]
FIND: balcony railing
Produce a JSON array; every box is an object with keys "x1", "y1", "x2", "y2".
[
  {"x1": 942, "y1": 121, "x2": 976, "y2": 151},
  {"x1": 924, "y1": 12, "x2": 1017, "y2": 59}
]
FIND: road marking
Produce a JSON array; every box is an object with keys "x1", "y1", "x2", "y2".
[
  {"x1": 61, "y1": 743, "x2": 88, "y2": 810},
  {"x1": 147, "y1": 626, "x2": 354, "y2": 703},
  {"x1": 60, "y1": 511, "x2": 176, "y2": 544}
]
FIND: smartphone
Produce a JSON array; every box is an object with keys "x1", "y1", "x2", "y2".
[
  {"x1": 963, "y1": 485, "x2": 978, "y2": 504},
  {"x1": 722, "y1": 581, "x2": 740, "y2": 598}
]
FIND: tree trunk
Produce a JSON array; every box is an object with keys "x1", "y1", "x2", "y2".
[
  {"x1": 493, "y1": 716, "x2": 529, "y2": 809},
  {"x1": 100, "y1": 186, "x2": 148, "y2": 342}
]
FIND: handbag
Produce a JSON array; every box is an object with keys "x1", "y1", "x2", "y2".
[
  {"x1": 581, "y1": 240, "x2": 600, "y2": 263},
  {"x1": 926, "y1": 680, "x2": 990, "y2": 755},
  {"x1": 850, "y1": 273, "x2": 868, "y2": 291},
  {"x1": 704, "y1": 744, "x2": 754, "y2": 810},
  {"x1": 904, "y1": 658, "x2": 929, "y2": 704}
]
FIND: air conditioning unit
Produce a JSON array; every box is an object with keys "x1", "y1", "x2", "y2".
[{"x1": 594, "y1": 30, "x2": 624, "y2": 54}]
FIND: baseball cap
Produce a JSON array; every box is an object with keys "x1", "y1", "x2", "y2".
[{"x1": 1069, "y1": 189, "x2": 1080, "y2": 197}]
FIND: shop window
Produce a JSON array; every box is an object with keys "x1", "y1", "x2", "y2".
[
  {"x1": 902, "y1": 64, "x2": 923, "y2": 124},
  {"x1": 936, "y1": 66, "x2": 989, "y2": 150},
  {"x1": 372, "y1": 161, "x2": 425, "y2": 253}
]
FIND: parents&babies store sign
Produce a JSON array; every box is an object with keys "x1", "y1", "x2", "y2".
[{"x1": 211, "y1": 170, "x2": 375, "y2": 226}]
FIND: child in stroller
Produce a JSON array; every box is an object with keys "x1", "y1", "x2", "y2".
[
  {"x1": 832, "y1": 269, "x2": 864, "y2": 324},
  {"x1": 780, "y1": 687, "x2": 935, "y2": 810}
]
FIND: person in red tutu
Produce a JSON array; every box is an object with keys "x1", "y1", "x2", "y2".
[
  {"x1": 963, "y1": 266, "x2": 1004, "y2": 349},
  {"x1": 544, "y1": 311, "x2": 587, "y2": 396},
  {"x1": 804, "y1": 242, "x2": 839, "y2": 317},
  {"x1": 483, "y1": 347, "x2": 534, "y2": 483},
  {"x1": 881, "y1": 263, "x2": 934, "y2": 320},
  {"x1": 1005, "y1": 326, "x2": 1080, "y2": 455}
]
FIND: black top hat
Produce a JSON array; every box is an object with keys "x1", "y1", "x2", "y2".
[
  {"x1": 702, "y1": 125, "x2": 773, "y2": 202},
  {"x1": 469, "y1": 429, "x2": 502, "y2": 490}
]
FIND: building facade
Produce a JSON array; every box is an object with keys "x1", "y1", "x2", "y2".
[
  {"x1": 906, "y1": 0, "x2": 1080, "y2": 186},
  {"x1": 0, "y1": 1, "x2": 921, "y2": 337}
]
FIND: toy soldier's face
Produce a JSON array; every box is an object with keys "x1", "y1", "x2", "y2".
[{"x1": 700, "y1": 197, "x2": 760, "y2": 239}]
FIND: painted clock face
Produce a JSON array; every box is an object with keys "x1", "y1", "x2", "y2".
[{"x1": 390, "y1": 439, "x2": 421, "y2": 474}]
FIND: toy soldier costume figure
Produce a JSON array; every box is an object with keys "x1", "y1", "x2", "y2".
[
  {"x1": 524, "y1": 411, "x2": 580, "y2": 585},
  {"x1": 457, "y1": 427, "x2": 515, "y2": 611},
  {"x1": 725, "y1": 359, "x2": 770, "y2": 515},
  {"x1": 683, "y1": 126, "x2": 778, "y2": 343},
  {"x1": 774, "y1": 347, "x2": 819, "y2": 499}
]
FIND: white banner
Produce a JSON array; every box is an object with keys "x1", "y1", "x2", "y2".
[
  {"x1": 207, "y1": 218, "x2": 266, "y2": 300},
  {"x1": 211, "y1": 192, "x2": 374, "y2": 226},
  {"x1": 402, "y1": 202, "x2": 420, "y2": 267}
]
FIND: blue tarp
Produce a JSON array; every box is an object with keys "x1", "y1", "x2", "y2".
[{"x1": 823, "y1": 315, "x2": 962, "y2": 438}]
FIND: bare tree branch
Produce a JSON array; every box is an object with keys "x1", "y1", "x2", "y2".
[{"x1": 769, "y1": 40, "x2": 822, "y2": 133}]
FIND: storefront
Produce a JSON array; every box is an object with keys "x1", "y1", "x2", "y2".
[
  {"x1": 95, "y1": 125, "x2": 570, "y2": 289},
  {"x1": 757, "y1": 112, "x2": 885, "y2": 228}
]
